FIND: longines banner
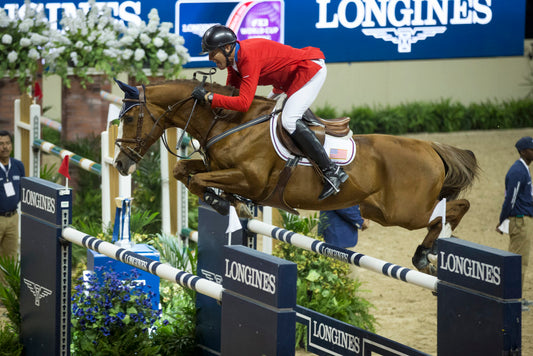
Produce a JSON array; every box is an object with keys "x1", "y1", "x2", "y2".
[{"x1": 1, "y1": 0, "x2": 526, "y2": 67}]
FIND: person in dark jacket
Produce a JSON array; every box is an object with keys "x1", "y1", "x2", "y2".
[
  {"x1": 0, "y1": 130, "x2": 25, "y2": 259},
  {"x1": 496, "y1": 136, "x2": 533, "y2": 289},
  {"x1": 318, "y1": 205, "x2": 368, "y2": 248}
]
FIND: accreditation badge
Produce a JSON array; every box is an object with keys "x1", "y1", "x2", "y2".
[{"x1": 3, "y1": 181, "x2": 15, "y2": 197}]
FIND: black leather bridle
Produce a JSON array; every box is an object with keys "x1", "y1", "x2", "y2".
[{"x1": 115, "y1": 85, "x2": 194, "y2": 164}]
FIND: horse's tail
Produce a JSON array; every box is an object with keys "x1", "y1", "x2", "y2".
[{"x1": 431, "y1": 142, "x2": 479, "y2": 201}]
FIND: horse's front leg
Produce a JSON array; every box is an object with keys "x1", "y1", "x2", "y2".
[
  {"x1": 173, "y1": 159, "x2": 208, "y2": 186},
  {"x1": 188, "y1": 169, "x2": 253, "y2": 216}
]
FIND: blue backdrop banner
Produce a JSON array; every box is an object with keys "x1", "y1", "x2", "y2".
[{"x1": 1, "y1": 0, "x2": 526, "y2": 67}]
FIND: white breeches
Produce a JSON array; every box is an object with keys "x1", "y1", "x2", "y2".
[{"x1": 281, "y1": 59, "x2": 327, "y2": 134}]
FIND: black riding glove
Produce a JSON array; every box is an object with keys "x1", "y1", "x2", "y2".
[{"x1": 191, "y1": 85, "x2": 208, "y2": 104}]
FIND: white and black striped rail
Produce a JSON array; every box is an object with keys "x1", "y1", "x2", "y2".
[
  {"x1": 246, "y1": 219, "x2": 438, "y2": 292},
  {"x1": 62, "y1": 227, "x2": 224, "y2": 301}
]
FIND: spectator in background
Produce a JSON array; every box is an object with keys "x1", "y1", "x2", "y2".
[
  {"x1": 496, "y1": 136, "x2": 533, "y2": 311},
  {"x1": 318, "y1": 206, "x2": 369, "y2": 248},
  {"x1": 0, "y1": 130, "x2": 25, "y2": 259}
]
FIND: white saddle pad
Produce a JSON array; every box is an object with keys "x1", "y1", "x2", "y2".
[{"x1": 269, "y1": 113, "x2": 356, "y2": 167}]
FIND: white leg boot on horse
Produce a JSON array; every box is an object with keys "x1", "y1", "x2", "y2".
[
  {"x1": 290, "y1": 120, "x2": 348, "y2": 200},
  {"x1": 412, "y1": 199, "x2": 471, "y2": 275}
]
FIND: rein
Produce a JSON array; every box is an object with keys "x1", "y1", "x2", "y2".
[{"x1": 205, "y1": 110, "x2": 280, "y2": 150}]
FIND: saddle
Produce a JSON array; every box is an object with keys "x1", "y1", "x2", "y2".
[
  {"x1": 275, "y1": 109, "x2": 351, "y2": 157},
  {"x1": 261, "y1": 109, "x2": 351, "y2": 214}
]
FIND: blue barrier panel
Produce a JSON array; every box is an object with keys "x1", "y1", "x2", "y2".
[
  {"x1": 195, "y1": 203, "x2": 256, "y2": 355},
  {"x1": 221, "y1": 245, "x2": 297, "y2": 356},
  {"x1": 438, "y1": 237, "x2": 521, "y2": 299},
  {"x1": 437, "y1": 237, "x2": 521, "y2": 355},
  {"x1": 223, "y1": 244, "x2": 296, "y2": 308},
  {"x1": 20, "y1": 177, "x2": 72, "y2": 356},
  {"x1": 296, "y1": 305, "x2": 429, "y2": 356}
]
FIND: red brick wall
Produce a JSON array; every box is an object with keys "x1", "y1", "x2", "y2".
[
  {"x1": 61, "y1": 75, "x2": 112, "y2": 141},
  {"x1": 0, "y1": 78, "x2": 22, "y2": 133}
]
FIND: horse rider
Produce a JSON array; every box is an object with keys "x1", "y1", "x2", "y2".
[{"x1": 191, "y1": 24, "x2": 348, "y2": 200}]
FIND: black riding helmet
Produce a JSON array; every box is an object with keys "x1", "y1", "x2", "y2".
[{"x1": 200, "y1": 25, "x2": 237, "y2": 54}]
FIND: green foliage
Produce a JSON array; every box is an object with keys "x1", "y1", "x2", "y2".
[
  {"x1": 151, "y1": 234, "x2": 198, "y2": 355},
  {"x1": 274, "y1": 212, "x2": 376, "y2": 349},
  {"x1": 315, "y1": 98, "x2": 533, "y2": 135},
  {"x1": 150, "y1": 292, "x2": 196, "y2": 356},
  {"x1": 132, "y1": 146, "x2": 163, "y2": 234},
  {"x1": 0, "y1": 256, "x2": 21, "y2": 333},
  {"x1": 130, "y1": 210, "x2": 161, "y2": 237},
  {"x1": 41, "y1": 125, "x2": 61, "y2": 144},
  {"x1": 0, "y1": 323, "x2": 22, "y2": 356},
  {"x1": 153, "y1": 233, "x2": 197, "y2": 303},
  {"x1": 60, "y1": 135, "x2": 102, "y2": 226},
  {"x1": 188, "y1": 193, "x2": 199, "y2": 231},
  {"x1": 39, "y1": 163, "x2": 61, "y2": 184}
]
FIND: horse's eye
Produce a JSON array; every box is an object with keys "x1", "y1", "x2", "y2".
[{"x1": 123, "y1": 115, "x2": 134, "y2": 124}]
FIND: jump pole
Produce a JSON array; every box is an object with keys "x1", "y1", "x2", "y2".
[
  {"x1": 246, "y1": 219, "x2": 438, "y2": 291},
  {"x1": 61, "y1": 227, "x2": 222, "y2": 301}
]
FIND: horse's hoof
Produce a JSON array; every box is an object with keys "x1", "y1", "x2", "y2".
[
  {"x1": 412, "y1": 244, "x2": 437, "y2": 276},
  {"x1": 204, "y1": 189, "x2": 230, "y2": 216},
  {"x1": 418, "y1": 263, "x2": 438, "y2": 276},
  {"x1": 236, "y1": 202, "x2": 254, "y2": 219}
]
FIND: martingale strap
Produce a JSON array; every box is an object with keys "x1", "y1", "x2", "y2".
[{"x1": 204, "y1": 110, "x2": 281, "y2": 151}]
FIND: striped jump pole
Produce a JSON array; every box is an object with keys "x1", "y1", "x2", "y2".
[
  {"x1": 245, "y1": 219, "x2": 438, "y2": 292},
  {"x1": 33, "y1": 138, "x2": 102, "y2": 176},
  {"x1": 62, "y1": 227, "x2": 223, "y2": 302}
]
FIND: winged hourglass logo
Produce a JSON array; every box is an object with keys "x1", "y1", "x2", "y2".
[
  {"x1": 23, "y1": 278, "x2": 53, "y2": 307},
  {"x1": 362, "y1": 26, "x2": 447, "y2": 53}
]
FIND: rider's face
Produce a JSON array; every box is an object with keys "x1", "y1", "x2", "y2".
[{"x1": 208, "y1": 45, "x2": 233, "y2": 70}]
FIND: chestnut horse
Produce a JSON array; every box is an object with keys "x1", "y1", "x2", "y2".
[{"x1": 113, "y1": 78, "x2": 478, "y2": 275}]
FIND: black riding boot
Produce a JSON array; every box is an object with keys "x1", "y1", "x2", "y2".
[{"x1": 290, "y1": 120, "x2": 348, "y2": 200}]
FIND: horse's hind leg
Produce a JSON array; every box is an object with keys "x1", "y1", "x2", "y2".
[{"x1": 412, "y1": 199, "x2": 471, "y2": 275}]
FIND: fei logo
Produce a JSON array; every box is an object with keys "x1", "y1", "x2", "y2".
[{"x1": 316, "y1": 0, "x2": 493, "y2": 53}]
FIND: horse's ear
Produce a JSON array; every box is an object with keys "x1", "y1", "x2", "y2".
[{"x1": 114, "y1": 77, "x2": 139, "y2": 99}]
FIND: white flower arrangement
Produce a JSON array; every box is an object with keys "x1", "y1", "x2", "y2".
[
  {"x1": 0, "y1": 0, "x2": 51, "y2": 91},
  {"x1": 1, "y1": 0, "x2": 190, "y2": 90},
  {"x1": 118, "y1": 8, "x2": 190, "y2": 83},
  {"x1": 44, "y1": 0, "x2": 125, "y2": 88}
]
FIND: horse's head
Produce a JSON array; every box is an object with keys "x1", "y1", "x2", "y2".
[{"x1": 113, "y1": 78, "x2": 169, "y2": 175}]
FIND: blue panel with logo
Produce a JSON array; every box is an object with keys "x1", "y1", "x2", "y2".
[
  {"x1": 1, "y1": 0, "x2": 525, "y2": 66},
  {"x1": 223, "y1": 245, "x2": 297, "y2": 308},
  {"x1": 20, "y1": 176, "x2": 71, "y2": 225},
  {"x1": 438, "y1": 237, "x2": 521, "y2": 299},
  {"x1": 296, "y1": 305, "x2": 427, "y2": 356}
]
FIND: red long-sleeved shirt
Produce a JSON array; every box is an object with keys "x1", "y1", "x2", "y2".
[{"x1": 211, "y1": 39, "x2": 325, "y2": 112}]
